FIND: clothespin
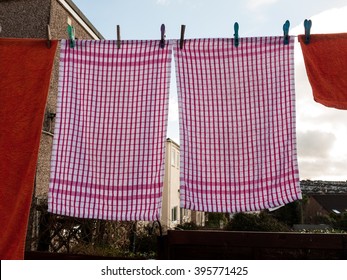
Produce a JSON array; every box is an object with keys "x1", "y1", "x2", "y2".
[
  {"x1": 180, "y1": 25, "x2": 186, "y2": 49},
  {"x1": 304, "y1": 19, "x2": 312, "y2": 44},
  {"x1": 67, "y1": 18, "x2": 75, "y2": 48},
  {"x1": 67, "y1": 25, "x2": 75, "y2": 48},
  {"x1": 234, "y1": 22, "x2": 239, "y2": 47},
  {"x1": 47, "y1": 24, "x2": 52, "y2": 49},
  {"x1": 283, "y1": 20, "x2": 290, "y2": 45},
  {"x1": 160, "y1": 24, "x2": 165, "y2": 49},
  {"x1": 117, "y1": 25, "x2": 121, "y2": 49}
]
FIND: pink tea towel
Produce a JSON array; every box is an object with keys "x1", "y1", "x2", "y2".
[
  {"x1": 174, "y1": 37, "x2": 301, "y2": 213},
  {"x1": 49, "y1": 40, "x2": 172, "y2": 221}
]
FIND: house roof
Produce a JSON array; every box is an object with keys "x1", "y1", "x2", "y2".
[
  {"x1": 312, "y1": 194, "x2": 347, "y2": 213},
  {"x1": 166, "y1": 138, "x2": 180, "y2": 149},
  {"x1": 300, "y1": 180, "x2": 347, "y2": 195},
  {"x1": 60, "y1": 0, "x2": 104, "y2": 39}
]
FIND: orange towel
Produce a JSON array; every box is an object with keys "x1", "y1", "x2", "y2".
[
  {"x1": 298, "y1": 33, "x2": 347, "y2": 109},
  {"x1": 0, "y1": 38, "x2": 57, "y2": 259}
]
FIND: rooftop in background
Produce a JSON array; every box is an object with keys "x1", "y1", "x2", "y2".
[
  {"x1": 300, "y1": 180, "x2": 347, "y2": 194},
  {"x1": 310, "y1": 194, "x2": 347, "y2": 214}
]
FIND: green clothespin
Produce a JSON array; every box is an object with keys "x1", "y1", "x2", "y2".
[
  {"x1": 283, "y1": 20, "x2": 290, "y2": 45},
  {"x1": 67, "y1": 24, "x2": 75, "y2": 48},
  {"x1": 304, "y1": 19, "x2": 312, "y2": 45}
]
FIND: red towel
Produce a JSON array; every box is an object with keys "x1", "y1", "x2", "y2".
[
  {"x1": 299, "y1": 33, "x2": 347, "y2": 109},
  {"x1": 0, "y1": 38, "x2": 57, "y2": 259}
]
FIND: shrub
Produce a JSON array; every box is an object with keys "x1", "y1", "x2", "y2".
[
  {"x1": 225, "y1": 212, "x2": 290, "y2": 232},
  {"x1": 176, "y1": 222, "x2": 199, "y2": 230}
]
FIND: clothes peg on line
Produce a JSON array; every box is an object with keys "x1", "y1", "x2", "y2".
[
  {"x1": 234, "y1": 22, "x2": 239, "y2": 47},
  {"x1": 117, "y1": 25, "x2": 121, "y2": 49},
  {"x1": 160, "y1": 24, "x2": 165, "y2": 49},
  {"x1": 304, "y1": 19, "x2": 312, "y2": 44},
  {"x1": 180, "y1": 25, "x2": 186, "y2": 49},
  {"x1": 67, "y1": 17, "x2": 75, "y2": 48},
  {"x1": 67, "y1": 24, "x2": 75, "y2": 48},
  {"x1": 283, "y1": 20, "x2": 290, "y2": 45}
]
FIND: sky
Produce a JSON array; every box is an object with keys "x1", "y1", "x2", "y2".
[{"x1": 72, "y1": 0, "x2": 347, "y2": 181}]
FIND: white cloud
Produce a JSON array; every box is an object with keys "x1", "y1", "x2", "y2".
[
  {"x1": 247, "y1": 0, "x2": 278, "y2": 10},
  {"x1": 291, "y1": 6, "x2": 347, "y2": 35},
  {"x1": 155, "y1": 0, "x2": 171, "y2": 6}
]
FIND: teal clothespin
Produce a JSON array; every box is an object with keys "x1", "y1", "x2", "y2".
[
  {"x1": 160, "y1": 24, "x2": 165, "y2": 49},
  {"x1": 234, "y1": 22, "x2": 239, "y2": 47},
  {"x1": 67, "y1": 24, "x2": 76, "y2": 48},
  {"x1": 283, "y1": 20, "x2": 290, "y2": 45},
  {"x1": 304, "y1": 19, "x2": 312, "y2": 44}
]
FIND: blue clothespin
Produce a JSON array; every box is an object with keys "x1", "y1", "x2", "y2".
[
  {"x1": 160, "y1": 24, "x2": 165, "y2": 49},
  {"x1": 234, "y1": 22, "x2": 239, "y2": 47},
  {"x1": 304, "y1": 19, "x2": 312, "y2": 44},
  {"x1": 283, "y1": 20, "x2": 290, "y2": 45},
  {"x1": 67, "y1": 24, "x2": 75, "y2": 48}
]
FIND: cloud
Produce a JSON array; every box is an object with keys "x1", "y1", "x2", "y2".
[
  {"x1": 247, "y1": 0, "x2": 278, "y2": 10},
  {"x1": 291, "y1": 6, "x2": 347, "y2": 35},
  {"x1": 155, "y1": 0, "x2": 171, "y2": 6},
  {"x1": 297, "y1": 131, "x2": 336, "y2": 160},
  {"x1": 298, "y1": 158, "x2": 347, "y2": 181}
]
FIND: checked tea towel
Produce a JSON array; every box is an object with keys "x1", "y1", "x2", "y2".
[
  {"x1": 174, "y1": 37, "x2": 302, "y2": 213},
  {"x1": 49, "y1": 40, "x2": 172, "y2": 221}
]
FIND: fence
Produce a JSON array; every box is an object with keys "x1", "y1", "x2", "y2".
[
  {"x1": 158, "y1": 230, "x2": 347, "y2": 259},
  {"x1": 25, "y1": 197, "x2": 161, "y2": 259}
]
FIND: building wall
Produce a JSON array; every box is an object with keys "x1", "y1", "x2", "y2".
[
  {"x1": 0, "y1": 0, "x2": 51, "y2": 38},
  {"x1": 161, "y1": 139, "x2": 181, "y2": 229},
  {"x1": 161, "y1": 139, "x2": 206, "y2": 229}
]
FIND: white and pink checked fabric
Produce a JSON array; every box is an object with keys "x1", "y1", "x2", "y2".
[
  {"x1": 48, "y1": 40, "x2": 172, "y2": 221},
  {"x1": 174, "y1": 37, "x2": 302, "y2": 213}
]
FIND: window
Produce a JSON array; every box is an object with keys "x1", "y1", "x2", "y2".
[
  {"x1": 171, "y1": 149, "x2": 176, "y2": 166},
  {"x1": 171, "y1": 206, "x2": 178, "y2": 221}
]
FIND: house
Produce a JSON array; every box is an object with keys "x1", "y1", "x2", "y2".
[
  {"x1": 304, "y1": 194, "x2": 347, "y2": 222},
  {"x1": 300, "y1": 180, "x2": 347, "y2": 223},
  {"x1": 161, "y1": 138, "x2": 205, "y2": 229}
]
